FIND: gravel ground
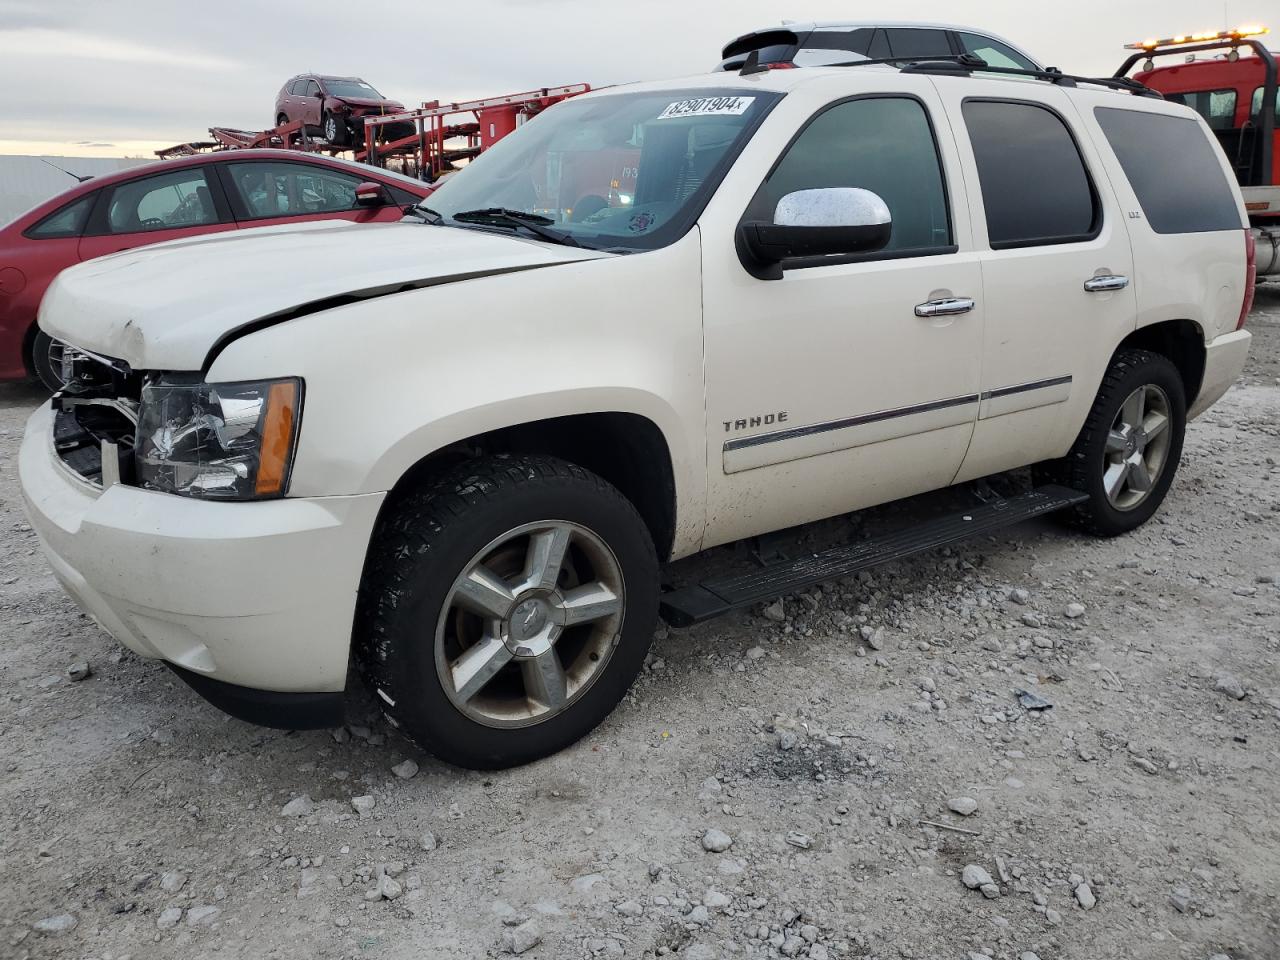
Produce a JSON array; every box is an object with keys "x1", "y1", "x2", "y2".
[{"x1": 1, "y1": 288, "x2": 1278, "y2": 960}]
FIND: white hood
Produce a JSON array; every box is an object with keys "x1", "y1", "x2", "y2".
[{"x1": 39, "y1": 219, "x2": 607, "y2": 371}]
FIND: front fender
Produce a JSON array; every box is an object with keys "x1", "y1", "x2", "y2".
[{"x1": 207, "y1": 229, "x2": 708, "y2": 555}]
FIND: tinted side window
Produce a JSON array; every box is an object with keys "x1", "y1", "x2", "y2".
[
  {"x1": 288, "y1": 79, "x2": 306, "y2": 95},
  {"x1": 749, "y1": 96, "x2": 951, "y2": 254},
  {"x1": 885, "y1": 28, "x2": 951, "y2": 59},
  {"x1": 104, "y1": 169, "x2": 219, "y2": 234},
  {"x1": 305, "y1": 80, "x2": 321, "y2": 97},
  {"x1": 963, "y1": 100, "x2": 1097, "y2": 248},
  {"x1": 228, "y1": 161, "x2": 362, "y2": 218},
  {"x1": 25, "y1": 194, "x2": 95, "y2": 239},
  {"x1": 1094, "y1": 107, "x2": 1241, "y2": 234}
]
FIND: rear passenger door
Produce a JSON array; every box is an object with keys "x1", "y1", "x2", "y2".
[
  {"x1": 78, "y1": 164, "x2": 236, "y2": 260},
  {"x1": 928, "y1": 81, "x2": 1138, "y2": 482}
]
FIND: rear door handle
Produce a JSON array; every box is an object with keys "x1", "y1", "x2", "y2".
[
  {"x1": 914, "y1": 297, "x2": 975, "y2": 318},
  {"x1": 1083, "y1": 274, "x2": 1129, "y2": 292}
]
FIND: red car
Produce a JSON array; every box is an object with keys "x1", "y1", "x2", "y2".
[
  {"x1": 274, "y1": 74, "x2": 412, "y2": 146},
  {"x1": 0, "y1": 150, "x2": 432, "y2": 389}
]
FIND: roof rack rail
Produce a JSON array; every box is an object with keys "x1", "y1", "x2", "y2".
[{"x1": 812, "y1": 53, "x2": 1164, "y2": 98}]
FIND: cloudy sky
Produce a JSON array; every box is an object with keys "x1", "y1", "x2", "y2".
[{"x1": 0, "y1": 0, "x2": 1267, "y2": 157}]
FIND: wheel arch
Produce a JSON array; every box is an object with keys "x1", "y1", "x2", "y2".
[
  {"x1": 1117, "y1": 318, "x2": 1206, "y2": 406},
  {"x1": 375, "y1": 409, "x2": 682, "y2": 563}
]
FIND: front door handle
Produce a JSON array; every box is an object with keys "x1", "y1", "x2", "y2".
[
  {"x1": 915, "y1": 297, "x2": 975, "y2": 318},
  {"x1": 1084, "y1": 274, "x2": 1129, "y2": 292}
]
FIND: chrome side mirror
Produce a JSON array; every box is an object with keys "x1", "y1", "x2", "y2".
[{"x1": 737, "y1": 187, "x2": 893, "y2": 280}]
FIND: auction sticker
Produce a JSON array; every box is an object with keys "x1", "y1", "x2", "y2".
[{"x1": 656, "y1": 96, "x2": 755, "y2": 120}]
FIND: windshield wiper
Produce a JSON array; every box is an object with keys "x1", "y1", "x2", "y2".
[
  {"x1": 405, "y1": 205, "x2": 443, "y2": 224},
  {"x1": 451, "y1": 207, "x2": 581, "y2": 248}
]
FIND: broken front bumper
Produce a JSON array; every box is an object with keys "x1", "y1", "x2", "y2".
[{"x1": 19, "y1": 403, "x2": 384, "y2": 701}]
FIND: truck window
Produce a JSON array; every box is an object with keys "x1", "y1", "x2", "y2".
[
  {"x1": 747, "y1": 96, "x2": 951, "y2": 253},
  {"x1": 1094, "y1": 107, "x2": 1242, "y2": 234},
  {"x1": 962, "y1": 100, "x2": 1098, "y2": 249},
  {"x1": 1253, "y1": 86, "x2": 1280, "y2": 118},
  {"x1": 1162, "y1": 89, "x2": 1237, "y2": 130}
]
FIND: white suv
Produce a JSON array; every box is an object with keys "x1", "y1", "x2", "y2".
[{"x1": 21, "y1": 58, "x2": 1254, "y2": 769}]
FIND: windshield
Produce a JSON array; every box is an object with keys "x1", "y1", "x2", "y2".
[
  {"x1": 324, "y1": 79, "x2": 384, "y2": 99},
  {"x1": 423, "y1": 87, "x2": 781, "y2": 251}
]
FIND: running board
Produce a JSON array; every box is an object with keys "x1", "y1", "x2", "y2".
[{"x1": 659, "y1": 485, "x2": 1088, "y2": 627}]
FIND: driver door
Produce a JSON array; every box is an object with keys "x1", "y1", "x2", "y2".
[{"x1": 699, "y1": 90, "x2": 985, "y2": 548}]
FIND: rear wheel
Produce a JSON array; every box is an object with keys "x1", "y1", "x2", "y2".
[
  {"x1": 1040, "y1": 348, "x2": 1186, "y2": 536},
  {"x1": 354, "y1": 455, "x2": 658, "y2": 769},
  {"x1": 31, "y1": 331, "x2": 67, "y2": 392},
  {"x1": 276, "y1": 113, "x2": 289, "y2": 128}
]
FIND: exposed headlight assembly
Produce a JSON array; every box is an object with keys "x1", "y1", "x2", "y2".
[{"x1": 135, "y1": 377, "x2": 301, "y2": 499}]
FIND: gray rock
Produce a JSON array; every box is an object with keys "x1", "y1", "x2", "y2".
[
  {"x1": 980, "y1": 883, "x2": 1000, "y2": 899},
  {"x1": 280, "y1": 794, "x2": 314, "y2": 817},
  {"x1": 1170, "y1": 886, "x2": 1192, "y2": 913},
  {"x1": 186, "y1": 905, "x2": 220, "y2": 926},
  {"x1": 420, "y1": 831, "x2": 438, "y2": 851},
  {"x1": 1021, "y1": 613, "x2": 1043, "y2": 628},
  {"x1": 1133, "y1": 757, "x2": 1159, "y2": 775},
  {"x1": 701, "y1": 828, "x2": 733, "y2": 852},
  {"x1": 1064, "y1": 602, "x2": 1086, "y2": 619},
  {"x1": 156, "y1": 907, "x2": 183, "y2": 929},
  {"x1": 391, "y1": 759, "x2": 419, "y2": 780},
  {"x1": 1019, "y1": 953, "x2": 1042, "y2": 960},
  {"x1": 500, "y1": 919, "x2": 542, "y2": 955},
  {"x1": 33, "y1": 913, "x2": 76, "y2": 935},
  {"x1": 159, "y1": 870, "x2": 187, "y2": 894},
  {"x1": 809, "y1": 946, "x2": 830, "y2": 960},
  {"x1": 66, "y1": 661, "x2": 91, "y2": 682},
  {"x1": 962, "y1": 864, "x2": 994, "y2": 890},
  {"x1": 351, "y1": 795, "x2": 376, "y2": 817},
  {"x1": 1074, "y1": 882, "x2": 1096, "y2": 909},
  {"x1": 947, "y1": 796, "x2": 979, "y2": 817},
  {"x1": 687, "y1": 905, "x2": 710, "y2": 924},
  {"x1": 615, "y1": 899, "x2": 643, "y2": 917},
  {"x1": 571, "y1": 873, "x2": 607, "y2": 894},
  {"x1": 1009, "y1": 588, "x2": 1031, "y2": 605},
  {"x1": 683, "y1": 946, "x2": 717, "y2": 960},
  {"x1": 745, "y1": 646, "x2": 766, "y2": 660},
  {"x1": 1215, "y1": 675, "x2": 1247, "y2": 700},
  {"x1": 778, "y1": 731, "x2": 798, "y2": 751},
  {"x1": 703, "y1": 889, "x2": 731, "y2": 909},
  {"x1": 866, "y1": 627, "x2": 886, "y2": 650},
  {"x1": 784, "y1": 831, "x2": 813, "y2": 849},
  {"x1": 1045, "y1": 907, "x2": 1063, "y2": 925},
  {"x1": 762, "y1": 600, "x2": 786, "y2": 623}
]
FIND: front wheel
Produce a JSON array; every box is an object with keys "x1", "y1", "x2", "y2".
[
  {"x1": 1041, "y1": 348, "x2": 1186, "y2": 536},
  {"x1": 354, "y1": 455, "x2": 658, "y2": 769},
  {"x1": 31, "y1": 331, "x2": 67, "y2": 392},
  {"x1": 322, "y1": 111, "x2": 347, "y2": 145}
]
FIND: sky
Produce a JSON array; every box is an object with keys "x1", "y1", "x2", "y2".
[{"x1": 0, "y1": 0, "x2": 1269, "y2": 159}]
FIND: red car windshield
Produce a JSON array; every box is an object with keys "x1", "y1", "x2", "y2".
[{"x1": 323, "y1": 80, "x2": 383, "y2": 99}]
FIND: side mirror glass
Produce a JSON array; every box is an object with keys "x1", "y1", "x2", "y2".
[
  {"x1": 737, "y1": 187, "x2": 892, "y2": 280},
  {"x1": 354, "y1": 181, "x2": 389, "y2": 207}
]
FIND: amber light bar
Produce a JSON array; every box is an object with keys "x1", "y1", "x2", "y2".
[{"x1": 1125, "y1": 25, "x2": 1269, "y2": 51}]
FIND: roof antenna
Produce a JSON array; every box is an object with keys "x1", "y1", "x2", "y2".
[{"x1": 38, "y1": 158, "x2": 94, "y2": 183}]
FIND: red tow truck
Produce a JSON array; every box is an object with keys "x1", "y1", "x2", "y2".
[{"x1": 1118, "y1": 25, "x2": 1278, "y2": 281}]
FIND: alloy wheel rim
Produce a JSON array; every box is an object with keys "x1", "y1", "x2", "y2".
[
  {"x1": 434, "y1": 520, "x2": 625, "y2": 728},
  {"x1": 324, "y1": 116, "x2": 337, "y2": 139},
  {"x1": 46, "y1": 338, "x2": 67, "y2": 387},
  {"x1": 1103, "y1": 384, "x2": 1172, "y2": 510}
]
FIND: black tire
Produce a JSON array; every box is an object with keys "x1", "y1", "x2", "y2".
[
  {"x1": 322, "y1": 111, "x2": 348, "y2": 145},
  {"x1": 30, "y1": 331, "x2": 66, "y2": 392},
  {"x1": 1038, "y1": 348, "x2": 1186, "y2": 537},
  {"x1": 354, "y1": 455, "x2": 659, "y2": 769},
  {"x1": 275, "y1": 113, "x2": 289, "y2": 128}
]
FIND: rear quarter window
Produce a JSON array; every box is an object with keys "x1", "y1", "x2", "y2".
[{"x1": 1094, "y1": 106, "x2": 1242, "y2": 234}]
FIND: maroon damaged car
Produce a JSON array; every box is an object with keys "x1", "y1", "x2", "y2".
[{"x1": 274, "y1": 74, "x2": 413, "y2": 146}]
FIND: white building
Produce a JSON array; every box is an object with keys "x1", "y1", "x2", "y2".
[{"x1": 0, "y1": 155, "x2": 150, "y2": 225}]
